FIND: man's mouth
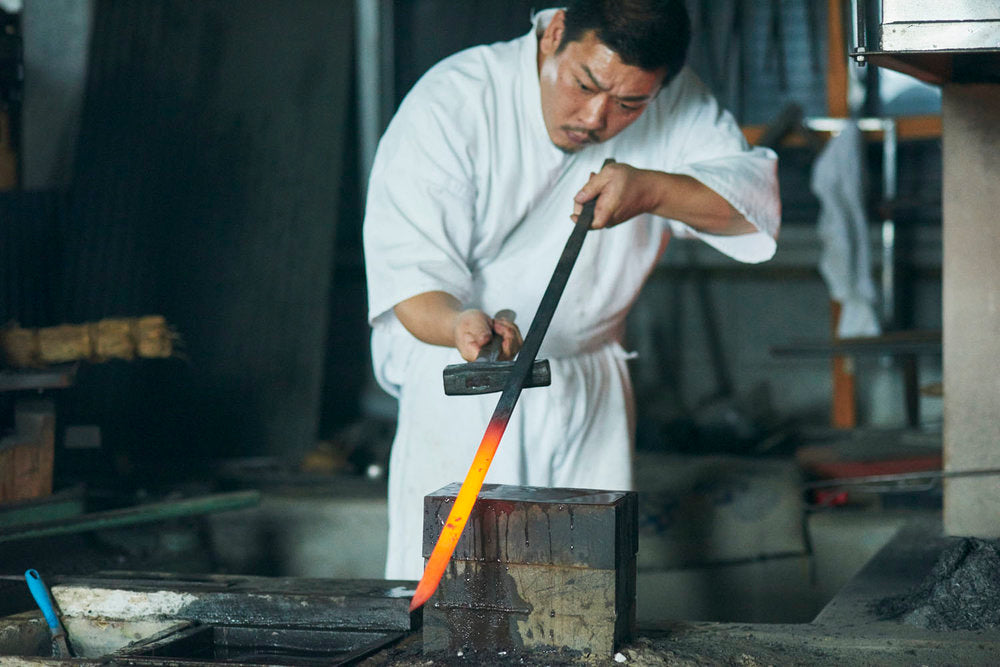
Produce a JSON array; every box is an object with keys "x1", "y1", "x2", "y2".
[{"x1": 563, "y1": 127, "x2": 598, "y2": 146}]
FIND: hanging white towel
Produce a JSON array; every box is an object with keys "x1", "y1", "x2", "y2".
[{"x1": 810, "y1": 122, "x2": 881, "y2": 338}]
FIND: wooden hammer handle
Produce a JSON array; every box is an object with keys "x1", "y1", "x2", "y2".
[{"x1": 475, "y1": 309, "x2": 516, "y2": 362}]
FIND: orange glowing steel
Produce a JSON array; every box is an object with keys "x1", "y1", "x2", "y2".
[{"x1": 409, "y1": 421, "x2": 506, "y2": 612}]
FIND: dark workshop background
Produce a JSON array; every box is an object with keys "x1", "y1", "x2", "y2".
[{"x1": 1, "y1": 0, "x2": 942, "y2": 490}]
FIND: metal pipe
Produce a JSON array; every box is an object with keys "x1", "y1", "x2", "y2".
[
  {"x1": 881, "y1": 119, "x2": 898, "y2": 329},
  {"x1": 803, "y1": 116, "x2": 888, "y2": 133},
  {"x1": 806, "y1": 467, "x2": 1000, "y2": 490},
  {"x1": 355, "y1": 0, "x2": 394, "y2": 200},
  {"x1": 849, "y1": 0, "x2": 868, "y2": 61}
]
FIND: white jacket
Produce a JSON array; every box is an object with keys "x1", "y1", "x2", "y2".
[{"x1": 363, "y1": 9, "x2": 780, "y2": 579}]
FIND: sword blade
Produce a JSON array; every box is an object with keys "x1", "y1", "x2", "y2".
[{"x1": 409, "y1": 190, "x2": 600, "y2": 612}]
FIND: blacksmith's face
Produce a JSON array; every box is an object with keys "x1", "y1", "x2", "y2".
[{"x1": 537, "y1": 10, "x2": 666, "y2": 152}]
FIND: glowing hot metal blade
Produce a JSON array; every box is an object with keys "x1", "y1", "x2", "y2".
[
  {"x1": 409, "y1": 418, "x2": 508, "y2": 611},
  {"x1": 410, "y1": 174, "x2": 606, "y2": 612}
]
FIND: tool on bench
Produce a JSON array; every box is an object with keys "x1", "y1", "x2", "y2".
[
  {"x1": 410, "y1": 158, "x2": 615, "y2": 612},
  {"x1": 442, "y1": 309, "x2": 551, "y2": 395},
  {"x1": 25, "y1": 569, "x2": 72, "y2": 658}
]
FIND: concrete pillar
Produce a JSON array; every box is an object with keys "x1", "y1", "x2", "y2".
[{"x1": 942, "y1": 84, "x2": 1000, "y2": 537}]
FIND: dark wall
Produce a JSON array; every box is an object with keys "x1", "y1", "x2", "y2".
[
  {"x1": 688, "y1": 0, "x2": 829, "y2": 125},
  {"x1": 3, "y1": 1, "x2": 944, "y2": 485},
  {"x1": 393, "y1": 0, "x2": 541, "y2": 105},
  {"x1": 5, "y1": 0, "x2": 355, "y2": 480},
  {"x1": 391, "y1": 0, "x2": 829, "y2": 124}
]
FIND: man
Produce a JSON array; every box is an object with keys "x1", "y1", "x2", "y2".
[{"x1": 363, "y1": 0, "x2": 780, "y2": 580}]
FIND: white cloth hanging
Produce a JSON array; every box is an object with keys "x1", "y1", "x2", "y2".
[{"x1": 811, "y1": 122, "x2": 881, "y2": 338}]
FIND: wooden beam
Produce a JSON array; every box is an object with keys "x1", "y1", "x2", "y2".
[
  {"x1": 0, "y1": 401, "x2": 54, "y2": 503},
  {"x1": 896, "y1": 114, "x2": 942, "y2": 140},
  {"x1": 742, "y1": 114, "x2": 942, "y2": 147},
  {"x1": 0, "y1": 110, "x2": 17, "y2": 190},
  {"x1": 830, "y1": 301, "x2": 857, "y2": 429},
  {"x1": 827, "y1": 0, "x2": 849, "y2": 118}
]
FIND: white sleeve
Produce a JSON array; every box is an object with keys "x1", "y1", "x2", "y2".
[
  {"x1": 362, "y1": 94, "x2": 479, "y2": 326},
  {"x1": 661, "y1": 70, "x2": 781, "y2": 264}
]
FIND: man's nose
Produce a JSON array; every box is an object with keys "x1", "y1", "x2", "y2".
[{"x1": 578, "y1": 94, "x2": 609, "y2": 130}]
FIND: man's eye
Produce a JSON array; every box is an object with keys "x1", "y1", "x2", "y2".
[{"x1": 619, "y1": 102, "x2": 640, "y2": 111}]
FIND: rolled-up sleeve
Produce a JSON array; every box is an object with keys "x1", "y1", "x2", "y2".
[
  {"x1": 363, "y1": 96, "x2": 478, "y2": 326},
  {"x1": 658, "y1": 70, "x2": 781, "y2": 264}
]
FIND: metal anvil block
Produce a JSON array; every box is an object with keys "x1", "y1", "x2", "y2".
[{"x1": 421, "y1": 483, "x2": 637, "y2": 658}]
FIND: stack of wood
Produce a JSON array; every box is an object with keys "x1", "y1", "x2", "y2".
[
  {"x1": 0, "y1": 401, "x2": 55, "y2": 503},
  {"x1": 0, "y1": 315, "x2": 177, "y2": 368}
]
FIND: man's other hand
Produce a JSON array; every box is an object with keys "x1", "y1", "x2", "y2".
[{"x1": 571, "y1": 161, "x2": 658, "y2": 229}]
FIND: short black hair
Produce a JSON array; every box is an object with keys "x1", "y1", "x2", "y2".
[{"x1": 557, "y1": 0, "x2": 691, "y2": 81}]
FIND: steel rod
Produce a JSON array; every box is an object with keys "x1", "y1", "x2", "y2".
[{"x1": 409, "y1": 192, "x2": 600, "y2": 612}]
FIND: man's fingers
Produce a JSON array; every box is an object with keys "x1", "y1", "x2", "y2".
[
  {"x1": 573, "y1": 172, "x2": 601, "y2": 204},
  {"x1": 454, "y1": 309, "x2": 494, "y2": 361},
  {"x1": 457, "y1": 331, "x2": 489, "y2": 361},
  {"x1": 492, "y1": 318, "x2": 523, "y2": 361},
  {"x1": 572, "y1": 163, "x2": 621, "y2": 227},
  {"x1": 591, "y1": 198, "x2": 616, "y2": 229},
  {"x1": 500, "y1": 332, "x2": 522, "y2": 360}
]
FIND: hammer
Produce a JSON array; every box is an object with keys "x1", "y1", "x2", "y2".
[{"x1": 442, "y1": 309, "x2": 551, "y2": 395}]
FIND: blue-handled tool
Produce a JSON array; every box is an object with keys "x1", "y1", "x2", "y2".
[{"x1": 25, "y1": 569, "x2": 72, "y2": 658}]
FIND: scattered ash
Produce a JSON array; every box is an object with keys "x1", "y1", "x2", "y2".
[{"x1": 871, "y1": 537, "x2": 1000, "y2": 631}]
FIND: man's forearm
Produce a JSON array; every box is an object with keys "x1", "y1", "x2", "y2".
[
  {"x1": 573, "y1": 162, "x2": 762, "y2": 233},
  {"x1": 641, "y1": 170, "x2": 757, "y2": 236},
  {"x1": 393, "y1": 291, "x2": 463, "y2": 347}
]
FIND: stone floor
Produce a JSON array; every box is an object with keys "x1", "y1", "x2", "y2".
[{"x1": 369, "y1": 515, "x2": 1000, "y2": 666}]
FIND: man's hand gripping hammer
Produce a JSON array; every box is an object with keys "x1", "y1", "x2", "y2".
[{"x1": 442, "y1": 309, "x2": 551, "y2": 395}]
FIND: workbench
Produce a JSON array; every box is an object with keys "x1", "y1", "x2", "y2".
[{"x1": 2, "y1": 516, "x2": 999, "y2": 666}]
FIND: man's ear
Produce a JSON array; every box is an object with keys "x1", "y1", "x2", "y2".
[{"x1": 539, "y1": 9, "x2": 566, "y2": 57}]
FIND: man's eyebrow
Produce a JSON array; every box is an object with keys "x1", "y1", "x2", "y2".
[
  {"x1": 580, "y1": 64, "x2": 653, "y2": 103},
  {"x1": 580, "y1": 65, "x2": 609, "y2": 92}
]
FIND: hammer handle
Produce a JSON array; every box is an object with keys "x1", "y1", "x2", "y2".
[{"x1": 475, "y1": 309, "x2": 516, "y2": 362}]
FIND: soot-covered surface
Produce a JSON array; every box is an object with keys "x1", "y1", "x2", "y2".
[
  {"x1": 872, "y1": 536, "x2": 1000, "y2": 631},
  {"x1": 366, "y1": 621, "x2": 1000, "y2": 666}
]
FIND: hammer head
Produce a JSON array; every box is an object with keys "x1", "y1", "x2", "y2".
[{"x1": 443, "y1": 359, "x2": 551, "y2": 396}]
